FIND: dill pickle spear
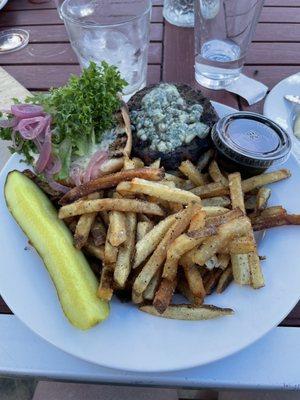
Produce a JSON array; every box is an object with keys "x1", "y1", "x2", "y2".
[{"x1": 4, "y1": 170, "x2": 109, "y2": 330}]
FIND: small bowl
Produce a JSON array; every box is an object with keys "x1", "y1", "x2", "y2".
[{"x1": 211, "y1": 112, "x2": 291, "y2": 177}]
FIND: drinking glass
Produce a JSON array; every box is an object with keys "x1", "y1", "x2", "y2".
[
  {"x1": 194, "y1": 0, "x2": 265, "y2": 89},
  {"x1": 60, "y1": 0, "x2": 152, "y2": 99},
  {"x1": 163, "y1": 0, "x2": 194, "y2": 27}
]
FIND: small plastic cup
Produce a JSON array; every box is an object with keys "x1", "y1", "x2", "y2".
[{"x1": 211, "y1": 112, "x2": 291, "y2": 177}]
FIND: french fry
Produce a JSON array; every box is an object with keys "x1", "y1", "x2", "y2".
[
  {"x1": 188, "y1": 209, "x2": 206, "y2": 232},
  {"x1": 197, "y1": 149, "x2": 214, "y2": 171},
  {"x1": 231, "y1": 254, "x2": 251, "y2": 285},
  {"x1": 191, "y1": 169, "x2": 291, "y2": 199},
  {"x1": 150, "y1": 159, "x2": 161, "y2": 168},
  {"x1": 133, "y1": 204, "x2": 198, "y2": 295},
  {"x1": 218, "y1": 253, "x2": 231, "y2": 270},
  {"x1": 114, "y1": 213, "x2": 137, "y2": 288},
  {"x1": 163, "y1": 207, "x2": 204, "y2": 281},
  {"x1": 164, "y1": 173, "x2": 187, "y2": 187},
  {"x1": 60, "y1": 167, "x2": 165, "y2": 205},
  {"x1": 140, "y1": 304, "x2": 234, "y2": 320},
  {"x1": 98, "y1": 265, "x2": 114, "y2": 301},
  {"x1": 107, "y1": 197, "x2": 127, "y2": 247},
  {"x1": 251, "y1": 214, "x2": 297, "y2": 231},
  {"x1": 179, "y1": 160, "x2": 204, "y2": 186},
  {"x1": 104, "y1": 231, "x2": 118, "y2": 264},
  {"x1": 260, "y1": 206, "x2": 286, "y2": 218},
  {"x1": 227, "y1": 236, "x2": 255, "y2": 254},
  {"x1": 182, "y1": 263, "x2": 206, "y2": 299},
  {"x1": 59, "y1": 198, "x2": 165, "y2": 219},
  {"x1": 202, "y1": 196, "x2": 231, "y2": 208},
  {"x1": 203, "y1": 268, "x2": 223, "y2": 294},
  {"x1": 153, "y1": 278, "x2": 177, "y2": 314},
  {"x1": 119, "y1": 178, "x2": 201, "y2": 205},
  {"x1": 228, "y1": 172, "x2": 251, "y2": 285},
  {"x1": 248, "y1": 251, "x2": 265, "y2": 289},
  {"x1": 84, "y1": 243, "x2": 105, "y2": 261},
  {"x1": 132, "y1": 289, "x2": 144, "y2": 304},
  {"x1": 133, "y1": 213, "x2": 178, "y2": 269},
  {"x1": 177, "y1": 276, "x2": 203, "y2": 305},
  {"x1": 124, "y1": 156, "x2": 144, "y2": 170},
  {"x1": 256, "y1": 187, "x2": 271, "y2": 210},
  {"x1": 228, "y1": 173, "x2": 245, "y2": 212},
  {"x1": 143, "y1": 270, "x2": 162, "y2": 301},
  {"x1": 216, "y1": 267, "x2": 233, "y2": 294},
  {"x1": 91, "y1": 217, "x2": 106, "y2": 246},
  {"x1": 241, "y1": 169, "x2": 291, "y2": 193},
  {"x1": 74, "y1": 192, "x2": 100, "y2": 249},
  {"x1": 193, "y1": 217, "x2": 252, "y2": 266},
  {"x1": 202, "y1": 206, "x2": 230, "y2": 216},
  {"x1": 209, "y1": 160, "x2": 228, "y2": 186},
  {"x1": 136, "y1": 220, "x2": 155, "y2": 242},
  {"x1": 188, "y1": 208, "x2": 244, "y2": 238},
  {"x1": 191, "y1": 181, "x2": 229, "y2": 198}
]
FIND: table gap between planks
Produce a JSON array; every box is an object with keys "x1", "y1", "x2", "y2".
[{"x1": 0, "y1": 0, "x2": 299, "y2": 327}]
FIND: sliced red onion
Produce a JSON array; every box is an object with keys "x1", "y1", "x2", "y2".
[
  {"x1": 17, "y1": 116, "x2": 49, "y2": 140},
  {"x1": 45, "y1": 155, "x2": 62, "y2": 176},
  {"x1": 11, "y1": 104, "x2": 44, "y2": 119},
  {"x1": 35, "y1": 124, "x2": 52, "y2": 174},
  {"x1": 83, "y1": 149, "x2": 108, "y2": 183}
]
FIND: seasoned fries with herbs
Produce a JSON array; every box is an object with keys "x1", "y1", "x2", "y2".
[{"x1": 22, "y1": 154, "x2": 300, "y2": 321}]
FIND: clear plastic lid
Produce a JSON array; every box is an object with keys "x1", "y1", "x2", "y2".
[{"x1": 211, "y1": 112, "x2": 291, "y2": 169}]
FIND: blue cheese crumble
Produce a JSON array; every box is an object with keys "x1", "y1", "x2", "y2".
[{"x1": 130, "y1": 84, "x2": 209, "y2": 153}]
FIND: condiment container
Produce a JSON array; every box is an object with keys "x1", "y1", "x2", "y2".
[{"x1": 211, "y1": 112, "x2": 291, "y2": 177}]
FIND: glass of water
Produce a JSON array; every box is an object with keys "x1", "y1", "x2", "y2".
[
  {"x1": 60, "y1": 0, "x2": 152, "y2": 99},
  {"x1": 194, "y1": 0, "x2": 265, "y2": 89},
  {"x1": 163, "y1": 0, "x2": 194, "y2": 27}
]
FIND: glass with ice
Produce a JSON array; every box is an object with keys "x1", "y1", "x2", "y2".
[
  {"x1": 60, "y1": 0, "x2": 152, "y2": 99},
  {"x1": 194, "y1": 0, "x2": 265, "y2": 90}
]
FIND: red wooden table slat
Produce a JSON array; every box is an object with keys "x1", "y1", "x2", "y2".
[
  {"x1": 244, "y1": 65, "x2": 300, "y2": 89},
  {"x1": 3, "y1": 64, "x2": 161, "y2": 90},
  {"x1": 246, "y1": 42, "x2": 300, "y2": 65},
  {"x1": 255, "y1": 23, "x2": 300, "y2": 42},
  {"x1": 0, "y1": 42, "x2": 162, "y2": 65},
  {"x1": 0, "y1": 7, "x2": 163, "y2": 26},
  {"x1": 265, "y1": 0, "x2": 300, "y2": 6},
  {"x1": 6, "y1": 0, "x2": 56, "y2": 10},
  {"x1": 1, "y1": 23, "x2": 163, "y2": 43},
  {"x1": 260, "y1": 7, "x2": 300, "y2": 23},
  {"x1": 5, "y1": 0, "x2": 163, "y2": 10}
]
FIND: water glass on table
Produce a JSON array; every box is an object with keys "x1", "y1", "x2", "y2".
[
  {"x1": 163, "y1": 0, "x2": 194, "y2": 27},
  {"x1": 194, "y1": 0, "x2": 265, "y2": 90},
  {"x1": 60, "y1": 0, "x2": 152, "y2": 100}
]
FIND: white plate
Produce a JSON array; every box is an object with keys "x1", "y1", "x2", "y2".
[
  {"x1": 1, "y1": 102, "x2": 300, "y2": 373},
  {"x1": 0, "y1": 0, "x2": 8, "y2": 10},
  {"x1": 264, "y1": 73, "x2": 300, "y2": 162}
]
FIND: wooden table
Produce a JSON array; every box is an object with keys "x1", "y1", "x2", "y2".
[{"x1": 0, "y1": 0, "x2": 299, "y2": 329}]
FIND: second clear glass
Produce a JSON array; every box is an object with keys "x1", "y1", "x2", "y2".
[
  {"x1": 60, "y1": 0, "x2": 152, "y2": 99},
  {"x1": 194, "y1": 0, "x2": 265, "y2": 89}
]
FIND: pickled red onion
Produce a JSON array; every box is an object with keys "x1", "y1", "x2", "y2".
[
  {"x1": 11, "y1": 104, "x2": 43, "y2": 119},
  {"x1": 35, "y1": 124, "x2": 52, "y2": 174},
  {"x1": 18, "y1": 115, "x2": 51, "y2": 140},
  {"x1": 83, "y1": 149, "x2": 108, "y2": 183}
]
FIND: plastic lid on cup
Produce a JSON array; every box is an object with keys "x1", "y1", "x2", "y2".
[{"x1": 211, "y1": 112, "x2": 291, "y2": 170}]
